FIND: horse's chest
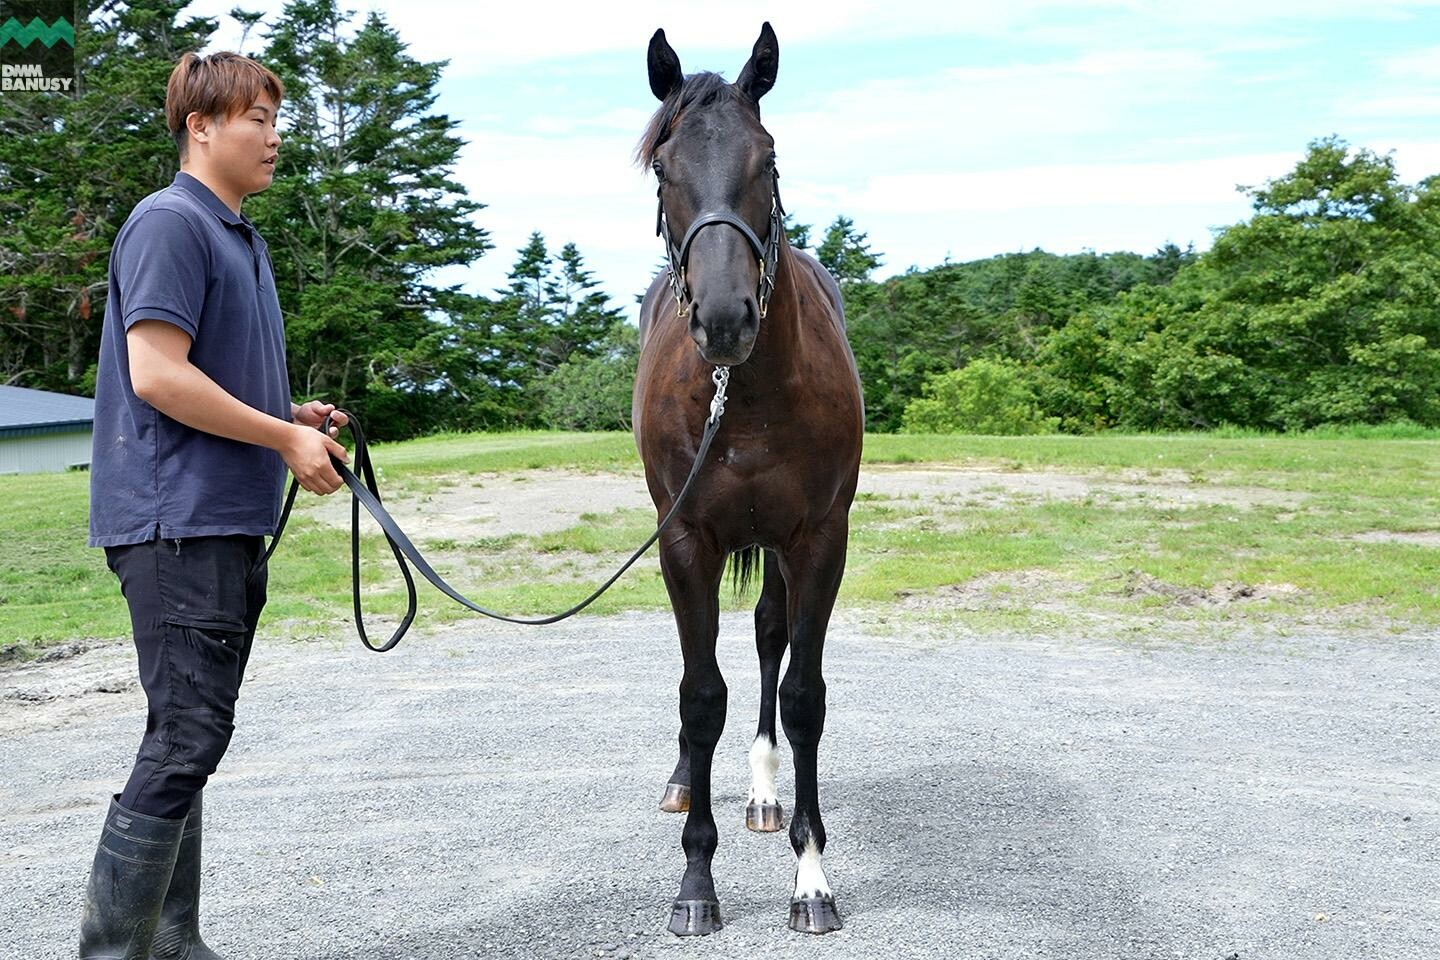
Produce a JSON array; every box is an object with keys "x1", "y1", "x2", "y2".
[{"x1": 699, "y1": 437, "x2": 844, "y2": 532}]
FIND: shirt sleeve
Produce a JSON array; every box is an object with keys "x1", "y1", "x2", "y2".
[{"x1": 115, "y1": 208, "x2": 209, "y2": 339}]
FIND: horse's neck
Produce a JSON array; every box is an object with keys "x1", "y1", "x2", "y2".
[{"x1": 737, "y1": 246, "x2": 805, "y2": 384}]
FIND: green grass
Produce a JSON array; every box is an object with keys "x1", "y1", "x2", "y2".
[{"x1": 2, "y1": 429, "x2": 1437, "y2": 655}]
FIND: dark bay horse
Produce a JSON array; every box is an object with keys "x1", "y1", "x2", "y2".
[{"x1": 631, "y1": 23, "x2": 865, "y2": 937}]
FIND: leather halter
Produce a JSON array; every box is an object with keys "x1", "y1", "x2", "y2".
[{"x1": 655, "y1": 168, "x2": 784, "y2": 320}]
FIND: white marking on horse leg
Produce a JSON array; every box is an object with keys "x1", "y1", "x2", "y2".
[
  {"x1": 793, "y1": 839, "x2": 832, "y2": 899},
  {"x1": 747, "y1": 735, "x2": 780, "y2": 805}
]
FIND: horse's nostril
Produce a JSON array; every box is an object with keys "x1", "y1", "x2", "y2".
[{"x1": 689, "y1": 318, "x2": 709, "y2": 349}]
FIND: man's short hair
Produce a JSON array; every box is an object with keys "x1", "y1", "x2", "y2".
[{"x1": 165, "y1": 52, "x2": 285, "y2": 158}]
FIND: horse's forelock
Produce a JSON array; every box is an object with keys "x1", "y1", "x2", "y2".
[{"x1": 634, "y1": 72, "x2": 753, "y2": 168}]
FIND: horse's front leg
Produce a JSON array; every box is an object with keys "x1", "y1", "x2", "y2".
[
  {"x1": 659, "y1": 528, "x2": 728, "y2": 936},
  {"x1": 778, "y1": 518, "x2": 849, "y2": 934}
]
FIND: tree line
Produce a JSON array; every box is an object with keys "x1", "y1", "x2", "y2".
[
  {"x1": 4, "y1": 3, "x2": 1435, "y2": 438},
  {"x1": 849, "y1": 137, "x2": 1440, "y2": 434}
]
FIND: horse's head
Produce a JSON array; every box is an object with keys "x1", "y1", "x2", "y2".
[{"x1": 639, "y1": 24, "x2": 781, "y2": 367}]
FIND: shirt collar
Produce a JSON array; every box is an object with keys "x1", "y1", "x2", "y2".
[{"x1": 173, "y1": 171, "x2": 249, "y2": 228}]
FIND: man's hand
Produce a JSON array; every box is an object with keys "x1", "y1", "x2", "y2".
[
  {"x1": 279, "y1": 421, "x2": 349, "y2": 495},
  {"x1": 292, "y1": 400, "x2": 348, "y2": 436},
  {"x1": 126, "y1": 320, "x2": 349, "y2": 496}
]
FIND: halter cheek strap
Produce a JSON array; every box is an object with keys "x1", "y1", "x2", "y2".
[{"x1": 657, "y1": 171, "x2": 784, "y2": 320}]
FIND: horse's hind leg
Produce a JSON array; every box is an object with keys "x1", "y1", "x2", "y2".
[
  {"x1": 779, "y1": 524, "x2": 847, "y2": 934},
  {"x1": 747, "y1": 549, "x2": 787, "y2": 832},
  {"x1": 659, "y1": 731, "x2": 690, "y2": 812}
]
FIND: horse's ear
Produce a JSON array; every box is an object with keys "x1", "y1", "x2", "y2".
[
  {"x1": 648, "y1": 28, "x2": 683, "y2": 101},
  {"x1": 736, "y1": 22, "x2": 779, "y2": 105}
]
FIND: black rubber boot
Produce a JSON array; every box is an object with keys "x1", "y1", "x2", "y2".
[
  {"x1": 79, "y1": 797, "x2": 185, "y2": 960},
  {"x1": 149, "y1": 792, "x2": 223, "y2": 960}
]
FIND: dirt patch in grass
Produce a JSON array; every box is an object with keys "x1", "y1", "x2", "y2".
[
  {"x1": 896, "y1": 570, "x2": 1091, "y2": 613},
  {"x1": 1114, "y1": 570, "x2": 1303, "y2": 606},
  {"x1": 1347, "y1": 530, "x2": 1440, "y2": 547},
  {"x1": 859, "y1": 464, "x2": 1303, "y2": 509},
  {"x1": 300, "y1": 463, "x2": 1305, "y2": 546},
  {"x1": 895, "y1": 569, "x2": 1307, "y2": 621},
  {"x1": 301, "y1": 470, "x2": 656, "y2": 539}
]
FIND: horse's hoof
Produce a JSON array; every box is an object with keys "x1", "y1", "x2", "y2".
[
  {"x1": 659, "y1": 782, "x2": 690, "y2": 813},
  {"x1": 745, "y1": 801, "x2": 784, "y2": 832},
  {"x1": 668, "y1": 898, "x2": 723, "y2": 936},
  {"x1": 788, "y1": 895, "x2": 843, "y2": 934}
]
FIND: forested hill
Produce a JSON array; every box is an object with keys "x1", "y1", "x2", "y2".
[
  {"x1": 842, "y1": 245, "x2": 1195, "y2": 432},
  {"x1": 840, "y1": 137, "x2": 1440, "y2": 435}
]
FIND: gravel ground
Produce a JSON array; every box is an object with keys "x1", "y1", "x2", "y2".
[{"x1": 2, "y1": 612, "x2": 1437, "y2": 959}]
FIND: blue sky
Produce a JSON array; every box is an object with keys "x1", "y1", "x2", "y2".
[{"x1": 189, "y1": 0, "x2": 1440, "y2": 318}]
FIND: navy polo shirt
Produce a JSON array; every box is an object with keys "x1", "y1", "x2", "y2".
[{"x1": 89, "y1": 172, "x2": 291, "y2": 547}]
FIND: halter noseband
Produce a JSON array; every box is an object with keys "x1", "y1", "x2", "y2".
[{"x1": 655, "y1": 169, "x2": 784, "y2": 321}]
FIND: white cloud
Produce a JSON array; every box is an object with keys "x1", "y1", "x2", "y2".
[
  {"x1": 848, "y1": 153, "x2": 1297, "y2": 214},
  {"x1": 1382, "y1": 44, "x2": 1440, "y2": 81},
  {"x1": 1342, "y1": 95, "x2": 1440, "y2": 118}
]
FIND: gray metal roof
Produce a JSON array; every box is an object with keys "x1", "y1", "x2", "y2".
[{"x1": 0, "y1": 385, "x2": 96, "y2": 431}]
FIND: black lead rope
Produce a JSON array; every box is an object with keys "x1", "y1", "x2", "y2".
[{"x1": 252, "y1": 368, "x2": 730, "y2": 652}]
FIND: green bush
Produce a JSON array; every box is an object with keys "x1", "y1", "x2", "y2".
[
  {"x1": 536, "y1": 323, "x2": 638, "y2": 431},
  {"x1": 902, "y1": 359, "x2": 1058, "y2": 435}
]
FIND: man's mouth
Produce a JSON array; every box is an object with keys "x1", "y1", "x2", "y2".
[{"x1": 263, "y1": 156, "x2": 277, "y2": 167}]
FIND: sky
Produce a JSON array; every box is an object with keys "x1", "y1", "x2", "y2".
[{"x1": 186, "y1": 0, "x2": 1440, "y2": 318}]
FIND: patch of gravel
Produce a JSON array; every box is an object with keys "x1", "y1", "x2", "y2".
[{"x1": 1, "y1": 612, "x2": 1437, "y2": 960}]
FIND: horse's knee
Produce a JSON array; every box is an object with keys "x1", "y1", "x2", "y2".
[
  {"x1": 679, "y1": 677, "x2": 728, "y2": 748},
  {"x1": 779, "y1": 675, "x2": 826, "y2": 729}
]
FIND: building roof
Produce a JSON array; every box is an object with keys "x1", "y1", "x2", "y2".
[{"x1": 0, "y1": 385, "x2": 96, "y2": 436}]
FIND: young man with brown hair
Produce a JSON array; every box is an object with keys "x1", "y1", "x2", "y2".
[{"x1": 80, "y1": 51, "x2": 349, "y2": 959}]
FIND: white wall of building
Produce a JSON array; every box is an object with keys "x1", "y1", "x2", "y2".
[{"x1": 0, "y1": 430, "x2": 93, "y2": 474}]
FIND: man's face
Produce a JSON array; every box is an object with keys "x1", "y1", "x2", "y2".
[{"x1": 196, "y1": 95, "x2": 281, "y2": 197}]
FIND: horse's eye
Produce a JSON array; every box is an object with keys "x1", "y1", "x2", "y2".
[{"x1": 652, "y1": 160, "x2": 665, "y2": 181}]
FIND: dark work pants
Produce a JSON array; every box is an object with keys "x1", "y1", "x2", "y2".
[{"x1": 104, "y1": 535, "x2": 267, "y2": 820}]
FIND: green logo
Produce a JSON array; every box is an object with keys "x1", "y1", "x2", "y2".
[{"x1": 0, "y1": 16, "x2": 75, "y2": 49}]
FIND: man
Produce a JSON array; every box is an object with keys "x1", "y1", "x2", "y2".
[{"x1": 81, "y1": 51, "x2": 349, "y2": 959}]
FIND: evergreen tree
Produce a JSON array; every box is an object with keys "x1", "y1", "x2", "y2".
[
  {"x1": 425, "y1": 234, "x2": 623, "y2": 430},
  {"x1": 249, "y1": 0, "x2": 490, "y2": 437},
  {"x1": 0, "y1": 0, "x2": 217, "y2": 392},
  {"x1": 782, "y1": 213, "x2": 810, "y2": 249},
  {"x1": 817, "y1": 215, "x2": 881, "y2": 284}
]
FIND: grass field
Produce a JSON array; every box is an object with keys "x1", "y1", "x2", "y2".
[{"x1": 2, "y1": 429, "x2": 1438, "y2": 656}]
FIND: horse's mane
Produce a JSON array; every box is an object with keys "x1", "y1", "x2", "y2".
[{"x1": 634, "y1": 72, "x2": 753, "y2": 167}]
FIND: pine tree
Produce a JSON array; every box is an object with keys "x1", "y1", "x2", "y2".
[
  {"x1": 0, "y1": 0, "x2": 217, "y2": 391},
  {"x1": 249, "y1": 0, "x2": 490, "y2": 437},
  {"x1": 817, "y1": 215, "x2": 882, "y2": 284}
]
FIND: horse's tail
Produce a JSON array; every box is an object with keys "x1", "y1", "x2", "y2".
[{"x1": 728, "y1": 545, "x2": 761, "y2": 598}]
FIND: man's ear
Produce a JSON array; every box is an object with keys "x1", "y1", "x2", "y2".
[{"x1": 185, "y1": 111, "x2": 211, "y2": 147}]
